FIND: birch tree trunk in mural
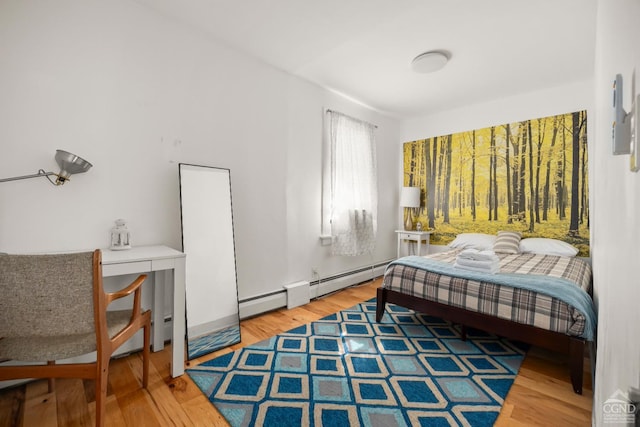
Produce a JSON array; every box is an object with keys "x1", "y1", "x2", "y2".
[
  {"x1": 457, "y1": 147, "x2": 464, "y2": 217},
  {"x1": 432, "y1": 138, "x2": 438, "y2": 222},
  {"x1": 519, "y1": 122, "x2": 527, "y2": 218},
  {"x1": 437, "y1": 138, "x2": 445, "y2": 218},
  {"x1": 407, "y1": 143, "x2": 417, "y2": 187},
  {"x1": 510, "y1": 128, "x2": 520, "y2": 223},
  {"x1": 491, "y1": 127, "x2": 498, "y2": 221},
  {"x1": 505, "y1": 124, "x2": 512, "y2": 221},
  {"x1": 543, "y1": 117, "x2": 559, "y2": 221},
  {"x1": 488, "y1": 129, "x2": 494, "y2": 221},
  {"x1": 558, "y1": 116, "x2": 567, "y2": 220},
  {"x1": 535, "y1": 119, "x2": 544, "y2": 224},
  {"x1": 569, "y1": 111, "x2": 581, "y2": 236},
  {"x1": 443, "y1": 135, "x2": 452, "y2": 224},
  {"x1": 581, "y1": 126, "x2": 588, "y2": 227},
  {"x1": 471, "y1": 130, "x2": 477, "y2": 221},
  {"x1": 425, "y1": 137, "x2": 436, "y2": 229},
  {"x1": 527, "y1": 121, "x2": 535, "y2": 232}
]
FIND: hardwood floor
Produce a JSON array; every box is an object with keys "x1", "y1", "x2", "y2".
[{"x1": 0, "y1": 278, "x2": 593, "y2": 426}]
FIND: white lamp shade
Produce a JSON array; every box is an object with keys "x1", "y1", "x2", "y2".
[{"x1": 400, "y1": 187, "x2": 420, "y2": 208}]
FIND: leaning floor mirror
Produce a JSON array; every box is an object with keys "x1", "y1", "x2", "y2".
[{"x1": 179, "y1": 163, "x2": 241, "y2": 360}]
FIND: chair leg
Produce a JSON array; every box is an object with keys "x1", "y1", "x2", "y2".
[
  {"x1": 47, "y1": 361, "x2": 55, "y2": 392},
  {"x1": 95, "y1": 361, "x2": 109, "y2": 427},
  {"x1": 142, "y1": 319, "x2": 150, "y2": 388}
]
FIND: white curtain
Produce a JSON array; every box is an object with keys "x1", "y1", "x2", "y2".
[{"x1": 327, "y1": 111, "x2": 377, "y2": 256}]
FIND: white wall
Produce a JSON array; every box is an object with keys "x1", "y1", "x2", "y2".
[
  {"x1": 0, "y1": 1, "x2": 399, "y2": 308},
  {"x1": 593, "y1": 1, "x2": 640, "y2": 425},
  {"x1": 401, "y1": 80, "x2": 594, "y2": 143}
]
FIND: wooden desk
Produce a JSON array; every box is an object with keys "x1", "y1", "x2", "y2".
[{"x1": 102, "y1": 245, "x2": 186, "y2": 378}]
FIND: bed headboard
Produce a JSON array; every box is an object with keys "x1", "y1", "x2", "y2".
[{"x1": 403, "y1": 110, "x2": 589, "y2": 256}]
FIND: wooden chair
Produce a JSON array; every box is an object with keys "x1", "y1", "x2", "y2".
[{"x1": 0, "y1": 249, "x2": 151, "y2": 427}]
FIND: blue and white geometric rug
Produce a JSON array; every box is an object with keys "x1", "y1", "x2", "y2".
[{"x1": 187, "y1": 299, "x2": 528, "y2": 427}]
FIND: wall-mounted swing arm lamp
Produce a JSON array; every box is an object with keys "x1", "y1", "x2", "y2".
[{"x1": 0, "y1": 150, "x2": 92, "y2": 186}]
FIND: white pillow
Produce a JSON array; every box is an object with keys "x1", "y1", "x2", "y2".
[
  {"x1": 519, "y1": 238, "x2": 579, "y2": 257},
  {"x1": 448, "y1": 233, "x2": 496, "y2": 251}
]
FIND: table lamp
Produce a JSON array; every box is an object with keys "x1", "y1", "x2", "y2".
[{"x1": 400, "y1": 186, "x2": 420, "y2": 230}]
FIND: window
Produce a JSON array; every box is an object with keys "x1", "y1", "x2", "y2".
[{"x1": 322, "y1": 110, "x2": 377, "y2": 256}]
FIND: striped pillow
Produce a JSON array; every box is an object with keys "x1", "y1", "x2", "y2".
[{"x1": 493, "y1": 231, "x2": 522, "y2": 254}]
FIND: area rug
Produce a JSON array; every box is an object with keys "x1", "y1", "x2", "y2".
[{"x1": 187, "y1": 299, "x2": 528, "y2": 427}]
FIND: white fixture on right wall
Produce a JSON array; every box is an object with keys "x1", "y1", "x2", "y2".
[
  {"x1": 630, "y1": 94, "x2": 640, "y2": 172},
  {"x1": 612, "y1": 74, "x2": 630, "y2": 155},
  {"x1": 611, "y1": 74, "x2": 639, "y2": 172}
]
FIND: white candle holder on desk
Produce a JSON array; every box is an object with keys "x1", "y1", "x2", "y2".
[{"x1": 110, "y1": 219, "x2": 131, "y2": 250}]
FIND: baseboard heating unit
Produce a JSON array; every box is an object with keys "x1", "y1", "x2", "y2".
[
  {"x1": 284, "y1": 281, "x2": 310, "y2": 309},
  {"x1": 238, "y1": 260, "x2": 391, "y2": 319}
]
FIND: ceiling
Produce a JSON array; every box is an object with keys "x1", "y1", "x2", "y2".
[{"x1": 133, "y1": 0, "x2": 597, "y2": 119}]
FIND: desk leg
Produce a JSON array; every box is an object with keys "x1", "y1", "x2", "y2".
[
  {"x1": 151, "y1": 271, "x2": 165, "y2": 352},
  {"x1": 417, "y1": 239, "x2": 422, "y2": 256},
  {"x1": 172, "y1": 258, "x2": 186, "y2": 377},
  {"x1": 397, "y1": 236, "x2": 401, "y2": 258}
]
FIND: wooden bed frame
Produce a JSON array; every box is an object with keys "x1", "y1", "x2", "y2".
[{"x1": 376, "y1": 287, "x2": 588, "y2": 394}]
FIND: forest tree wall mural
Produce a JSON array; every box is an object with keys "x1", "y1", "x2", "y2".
[{"x1": 403, "y1": 110, "x2": 589, "y2": 256}]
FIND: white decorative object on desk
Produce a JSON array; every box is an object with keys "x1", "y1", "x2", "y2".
[{"x1": 110, "y1": 219, "x2": 131, "y2": 250}]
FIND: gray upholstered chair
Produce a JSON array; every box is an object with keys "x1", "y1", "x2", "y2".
[{"x1": 0, "y1": 249, "x2": 151, "y2": 427}]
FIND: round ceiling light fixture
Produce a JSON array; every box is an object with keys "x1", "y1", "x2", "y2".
[{"x1": 411, "y1": 50, "x2": 450, "y2": 74}]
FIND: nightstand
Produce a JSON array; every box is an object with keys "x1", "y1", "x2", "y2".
[{"x1": 396, "y1": 230, "x2": 432, "y2": 258}]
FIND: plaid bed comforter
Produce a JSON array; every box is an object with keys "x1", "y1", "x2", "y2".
[{"x1": 383, "y1": 249, "x2": 594, "y2": 339}]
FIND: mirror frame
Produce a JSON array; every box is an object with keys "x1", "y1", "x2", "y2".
[{"x1": 178, "y1": 163, "x2": 241, "y2": 360}]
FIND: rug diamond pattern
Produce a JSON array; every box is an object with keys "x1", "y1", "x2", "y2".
[{"x1": 187, "y1": 299, "x2": 527, "y2": 427}]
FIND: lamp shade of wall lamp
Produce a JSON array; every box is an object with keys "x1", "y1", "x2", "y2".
[
  {"x1": 400, "y1": 186, "x2": 420, "y2": 230},
  {"x1": 0, "y1": 150, "x2": 92, "y2": 186}
]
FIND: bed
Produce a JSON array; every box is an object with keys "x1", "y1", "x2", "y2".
[{"x1": 375, "y1": 234, "x2": 596, "y2": 394}]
